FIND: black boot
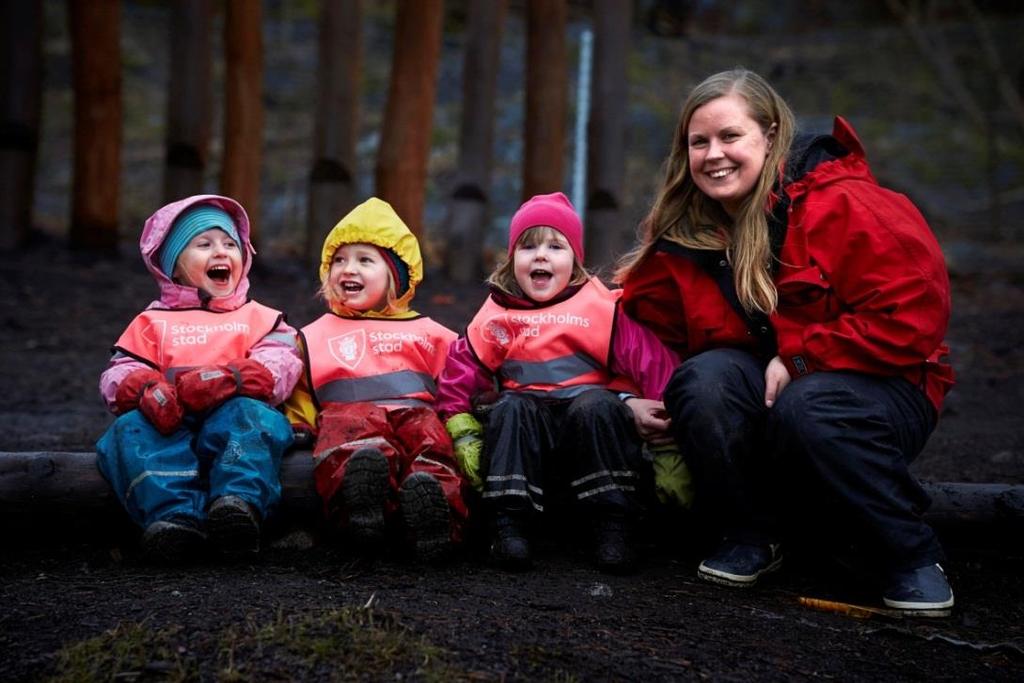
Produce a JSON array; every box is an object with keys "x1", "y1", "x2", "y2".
[
  {"x1": 340, "y1": 447, "x2": 390, "y2": 544},
  {"x1": 592, "y1": 514, "x2": 637, "y2": 575},
  {"x1": 208, "y1": 495, "x2": 261, "y2": 559},
  {"x1": 491, "y1": 512, "x2": 532, "y2": 570}
]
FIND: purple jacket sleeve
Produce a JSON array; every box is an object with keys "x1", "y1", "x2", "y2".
[
  {"x1": 99, "y1": 354, "x2": 151, "y2": 412},
  {"x1": 247, "y1": 319, "x2": 303, "y2": 406},
  {"x1": 435, "y1": 336, "x2": 495, "y2": 419},
  {"x1": 610, "y1": 309, "x2": 681, "y2": 400}
]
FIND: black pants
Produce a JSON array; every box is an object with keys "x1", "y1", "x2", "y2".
[
  {"x1": 664, "y1": 348, "x2": 944, "y2": 572},
  {"x1": 482, "y1": 389, "x2": 645, "y2": 520}
]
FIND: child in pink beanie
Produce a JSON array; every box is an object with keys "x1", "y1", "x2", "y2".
[{"x1": 435, "y1": 192, "x2": 680, "y2": 574}]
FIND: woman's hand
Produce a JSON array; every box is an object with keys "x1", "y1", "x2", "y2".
[
  {"x1": 764, "y1": 355, "x2": 792, "y2": 407},
  {"x1": 625, "y1": 397, "x2": 674, "y2": 445}
]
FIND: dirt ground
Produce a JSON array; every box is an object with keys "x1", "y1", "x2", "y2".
[{"x1": 1, "y1": 240, "x2": 1023, "y2": 681}]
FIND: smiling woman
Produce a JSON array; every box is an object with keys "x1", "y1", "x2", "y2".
[
  {"x1": 686, "y1": 92, "x2": 776, "y2": 218},
  {"x1": 615, "y1": 68, "x2": 957, "y2": 616}
]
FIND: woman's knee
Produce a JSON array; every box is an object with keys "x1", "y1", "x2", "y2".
[
  {"x1": 769, "y1": 373, "x2": 870, "y2": 455},
  {"x1": 665, "y1": 349, "x2": 762, "y2": 416}
]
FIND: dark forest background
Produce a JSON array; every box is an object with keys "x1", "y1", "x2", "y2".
[{"x1": 14, "y1": 0, "x2": 1024, "y2": 273}]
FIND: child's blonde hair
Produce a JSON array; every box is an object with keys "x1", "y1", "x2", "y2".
[{"x1": 487, "y1": 226, "x2": 589, "y2": 297}]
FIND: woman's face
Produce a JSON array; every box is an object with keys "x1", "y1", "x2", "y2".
[{"x1": 687, "y1": 93, "x2": 775, "y2": 218}]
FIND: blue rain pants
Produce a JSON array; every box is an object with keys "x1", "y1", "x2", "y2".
[{"x1": 96, "y1": 397, "x2": 293, "y2": 528}]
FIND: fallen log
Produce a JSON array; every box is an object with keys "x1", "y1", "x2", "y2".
[
  {"x1": 0, "y1": 450, "x2": 320, "y2": 516},
  {"x1": 1, "y1": 450, "x2": 1022, "y2": 528}
]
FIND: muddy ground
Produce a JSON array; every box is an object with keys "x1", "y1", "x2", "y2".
[{"x1": 1, "y1": 240, "x2": 1023, "y2": 681}]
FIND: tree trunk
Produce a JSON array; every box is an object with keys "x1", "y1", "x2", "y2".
[
  {"x1": 585, "y1": 0, "x2": 631, "y2": 274},
  {"x1": 523, "y1": 0, "x2": 568, "y2": 200},
  {"x1": 374, "y1": 0, "x2": 444, "y2": 238},
  {"x1": 2, "y1": 451, "x2": 1021, "y2": 533},
  {"x1": 307, "y1": 0, "x2": 362, "y2": 267},
  {"x1": 221, "y1": 0, "x2": 264, "y2": 242},
  {"x1": 0, "y1": 1, "x2": 43, "y2": 249},
  {"x1": 164, "y1": 0, "x2": 213, "y2": 203},
  {"x1": 69, "y1": 0, "x2": 121, "y2": 252},
  {"x1": 444, "y1": 0, "x2": 507, "y2": 283}
]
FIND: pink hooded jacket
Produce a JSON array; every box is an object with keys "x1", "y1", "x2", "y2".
[{"x1": 99, "y1": 194, "x2": 303, "y2": 410}]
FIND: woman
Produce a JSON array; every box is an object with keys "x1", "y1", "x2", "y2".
[{"x1": 616, "y1": 69, "x2": 955, "y2": 616}]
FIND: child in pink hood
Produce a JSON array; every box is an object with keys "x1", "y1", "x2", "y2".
[{"x1": 96, "y1": 195, "x2": 303, "y2": 562}]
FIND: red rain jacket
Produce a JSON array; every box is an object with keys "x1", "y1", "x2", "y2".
[{"x1": 621, "y1": 117, "x2": 954, "y2": 413}]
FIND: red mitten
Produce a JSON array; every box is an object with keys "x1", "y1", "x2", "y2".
[
  {"x1": 228, "y1": 358, "x2": 275, "y2": 402},
  {"x1": 176, "y1": 365, "x2": 240, "y2": 413},
  {"x1": 138, "y1": 381, "x2": 185, "y2": 435},
  {"x1": 176, "y1": 359, "x2": 275, "y2": 413},
  {"x1": 114, "y1": 368, "x2": 164, "y2": 415}
]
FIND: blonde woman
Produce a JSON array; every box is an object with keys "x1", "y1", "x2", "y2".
[{"x1": 617, "y1": 69, "x2": 955, "y2": 616}]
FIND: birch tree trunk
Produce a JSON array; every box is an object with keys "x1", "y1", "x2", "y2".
[
  {"x1": 164, "y1": 0, "x2": 213, "y2": 203},
  {"x1": 585, "y1": 0, "x2": 631, "y2": 272},
  {"x1": 444, "y1": 0, "x2": 506, "y2": 282},
  {"x1": 307, "y1": 0, "x2": 362, "y2": 266},
  {"x1": 374, "y1": 0, "x2": 444, "y2": 238},
  {"x1": 523, "y1": 0, "x2": 568, "y2": 200},
  {"x1": 221, "y1": 0, "x2": 264, "y2": 241},
  {"x1": 69, "y1": 0, "x2": 121, "y2": 251}
]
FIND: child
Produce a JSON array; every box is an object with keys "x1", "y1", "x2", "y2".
[
  {"x1": 285, "y1": 197, "x2": 467, "y2": 560},
  {"x1": 96, "y1": 195, "x2": 303, "y2": 561},
  {"x1": 436, "y1": 192, "x2": 679, "y2": 574}
]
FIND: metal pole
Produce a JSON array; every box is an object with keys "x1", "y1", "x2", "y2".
[{"x1": 572, "y1": 28, "x2": 593, "y2": 221}]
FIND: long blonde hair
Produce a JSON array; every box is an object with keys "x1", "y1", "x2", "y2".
[
  {"x1": 487, "y1": 226, "x2": 589, "y2": 297},
  {"x1": 615, "y1": 69, "x2": 795, "y2": 314}
]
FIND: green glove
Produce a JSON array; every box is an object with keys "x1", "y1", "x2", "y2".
[
  {"x1": 446, "y1": 412, "x2": 485, "y2": 491},
  {"x1": 650, "y1": 442, "x2": 695, "y2": 509}
]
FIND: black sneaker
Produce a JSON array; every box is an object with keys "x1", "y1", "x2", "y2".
[
  {"x1": 142, "y1": 515, "x2": 205, "y2": 563},
  {"x1": 698, "y1": 540, "x2": 783, "y2": 587},
  {"x1": 491, "y1": 512, "x2": 532, "y2": 570},
  {"x1": 399, "y1": 472, "x2": 452, "y2": 561},
  {"x1": 208, "y1": 495, "x2": 261, "y2": 558},
  {"x1": 592, "y1": 514, "x2": 637, "y2": 575},
  {"x1": 883, "y1": 563, "x2": 954, "y2": 616},
  {"x1": 341, "y1": 447, "x2": 390, "y2": 544}
]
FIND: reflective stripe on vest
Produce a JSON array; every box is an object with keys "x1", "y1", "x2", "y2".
[
  {"x1": 467, "y1": 278, "x2": 634, "y2": 394},
  {"x1": 113, "y1": 301, "x2": 285, "y2": 375},
  {"x1": 499, "y1": 351, "x2": 602, "y2": 386},
  {"x1": 302, "y1": 314, "x2": 456, "y2": 407},
  {"x1": 316, "y1": 370, "x2": 437, "y2": 405}
]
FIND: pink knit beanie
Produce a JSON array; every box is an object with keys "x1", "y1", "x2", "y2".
[{"x1": 508, "y1": 192, "x2": 584, "y2": 261}]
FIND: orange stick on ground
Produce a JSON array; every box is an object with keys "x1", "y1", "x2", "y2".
[{"x1": 798, "y1": 596, "x2": 903, "y2": 619}]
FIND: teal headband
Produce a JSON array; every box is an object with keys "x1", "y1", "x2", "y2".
[{"x1": 158, "y1": 205, "x2": 240, "y2": 277}]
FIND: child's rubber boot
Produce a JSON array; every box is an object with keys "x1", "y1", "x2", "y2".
[
  {"x1": 341, "y1": 447, "x2": 390, "y2": 545},
  {"x1": 399, "y1": 471, "x2": 452, "y2": 562}
]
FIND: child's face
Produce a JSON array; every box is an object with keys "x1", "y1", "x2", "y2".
[
  {"x1": 513, "y1": 228, "x2": 575, "y2": 302},
  {"x1": 172, "y1": 228, "x2": 243, "y2": 297},
  {"x1": 328, "y1": 243, "x2": 391, "y2": 312}
]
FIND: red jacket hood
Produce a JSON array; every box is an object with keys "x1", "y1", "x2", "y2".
[{"x1": 784, "y1": 116, "x2": 878, "y2": 201}]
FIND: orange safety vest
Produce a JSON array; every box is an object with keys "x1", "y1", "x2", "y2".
[
  {"x1": 114, "y1": 301, "x2": 285, "y2": 378},
  {"x1": 301, "y1": 314, "x2": 456, "y2": 408},
  {"x1": 467, "y1": 278, "x2": 634, "y2": 396}
]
